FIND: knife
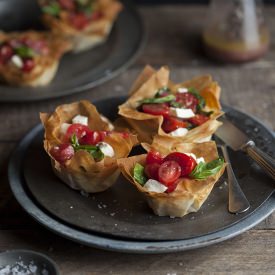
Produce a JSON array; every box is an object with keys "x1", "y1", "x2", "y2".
[{"x1": 215, "y1": 116, "x2": 275, "y2": 181}]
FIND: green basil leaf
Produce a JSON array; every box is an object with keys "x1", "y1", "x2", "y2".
[
  {"x1": 190, "y1": 158, "x2": 224, "y2": 180},
  {"x1": 42, "y1": 3, "x2": 61, "y2": 16},
  {"x1": 15, "y1": 46, "x2": 34, "y2": 58},
  {"x1": 133, "y1": 163, "x2": 147, "y2": 185},
  {"x1": 139, "y1": 95, "x2": 176, "y2": 105},
  {"x1": 188, "y1": 87, "x2": 206, "y2": 111},
  {"x1": 170, "y1": 101, "x2": 182, "y2": 108},
  {"x1": 70, "y1": 134, "x2": 104, "y2": 161}
]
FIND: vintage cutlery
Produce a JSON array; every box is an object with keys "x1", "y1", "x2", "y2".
[
  {"x1": 220, "y1": 145, "x2": 250, "y2": 214},
  {"x1": 215, "y1": 117, "x2": 275, "y2": 181}
]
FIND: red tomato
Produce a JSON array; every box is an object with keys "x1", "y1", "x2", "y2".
[
  {"x1": 145, "y1": 163, "x2": 160, "y2": 180},
  {"x1": 162, "y1": 116, "x2": 188, "y2": 133},
  {"x1": 0, "y1": 44, "x2": 13, "y2": 64},
  {"x1": 142, "y1": 103, "x2": 170, "y2": 117},
  {"x1": 50, "y1": 143, "x2": 74, "y2": 164},
  {"x1": 24, "y1": 38, "x2": 49, "y2": 55},
  {"x1": 146, "y1": 150, "x2": 164, "y2": 165},
  {"x1": 65, "y1": 123, "x2": 91, "y2": 141},
  {"x1": 91, "y1": 11, "x2": 103, "y2": 21},
  {"x1": 165, "y1": 181, "x2": 178, "y2": 193},
  {"x1": 158, "y1": 160, "x2": 181, "y2": 185},
  {"x1": 188, "y1": 114, "x2": 209, "y2": 126},
  {"x1": 70, "y1": 13, "x2": 90, "y2": 30},
  {"x1": 164, "y1": 152, "x2": 197, "y2": 177},
  {"x1": 79, "y1": 131, "x2": 102, "y2": 145},
  {"x1": 176, "y1": 92, "x2": 198, "y2": 112},
  {"x1": 59, "y1": 0, "x2": 75, "y2": 10},
  {"x1": 22, "y1": 58, "x2": 35, "y2": 72}
]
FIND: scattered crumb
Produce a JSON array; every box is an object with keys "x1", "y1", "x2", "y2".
[
  {"x1": 102, "y1": 204, "x2": 107, "y2": 208},
  {"x1": 178, "y1": 262, "x2": 183, "y2": 266},
  {"x1": 70, "y1": 206, "x2": 74, "y2": 209},
  {"x1": 97, "y1": 204, "x2": 102, "y2": 209},
  {"x1": 114, "y1": 224, "x2": 118, "y2": 227},
  {"x1": 80, "y1": 190, "x2": 89, "y2": 197},
  {"x1": 110, "y1": 213, "x2": 116, "y2": 217}
]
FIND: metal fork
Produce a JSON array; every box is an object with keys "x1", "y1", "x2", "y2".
[{"x1": 220, "y1": 145, "x2": 250, "y2": 214}]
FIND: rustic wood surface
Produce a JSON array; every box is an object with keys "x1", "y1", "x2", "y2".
[{"x1": 0, "y1": 5, "x2": 275, "y2": 275}]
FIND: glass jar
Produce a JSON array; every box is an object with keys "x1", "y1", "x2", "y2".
[{"x1": 202, "y1": 0, "x2": 270, "y2": 63}]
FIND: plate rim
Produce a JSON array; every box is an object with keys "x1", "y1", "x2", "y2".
[
  {"x1": 0, "y1": 1, "x2": 146, "y2": 102},
  {"x1": 8, "y1": 96, "x2": 275, "y2": 253}
]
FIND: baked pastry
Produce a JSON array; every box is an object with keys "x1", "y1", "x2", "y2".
[
  {"x1": 39, "y1": 0, "x2": 122, "y2": 52},
  {"x1": 118, "y1": 136, "x2": 226, "y2": 217},
  {"x1": 40, "y1": 100, "x2": 138, "y2": 193},
  {"x1": 0, "y1": 31, "x2": 71, "y2": 86},
  {"x1": 118, "y1": 65, "x2": 223, "y2": 144}
]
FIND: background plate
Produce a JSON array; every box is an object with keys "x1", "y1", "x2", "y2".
[{"x1": 0, "y1": 0, "x2": 144, "y2": 102}]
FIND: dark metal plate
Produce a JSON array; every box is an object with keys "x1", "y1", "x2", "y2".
[
  {"x1": 0, "y1": 0, "x2": 144, "y2": 102},
  {"x1": 10, "y1": 96, "x2": 275, "y2": 242}
]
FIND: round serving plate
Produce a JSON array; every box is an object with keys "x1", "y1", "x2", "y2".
[
  {"x1": 0, "y1": 0, "x2": 144, "y2": 102},
  {"x1": 8, "y1": 96, "x2": 275, "y2": 253}
]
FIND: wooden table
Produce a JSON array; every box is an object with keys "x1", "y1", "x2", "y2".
[{"x1": 1, "y1": 5, "x2": 275, "y2": 274}]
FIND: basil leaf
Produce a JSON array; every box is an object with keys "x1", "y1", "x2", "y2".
[
  {"x1": 70, "y1": 134, "x2": 104, "y2": 161},
  {"x1": 42, "y1": 3, "x2": 61, "y2": 16},
  {"x1": 133, "y1": 163, "x2": 147, "y2": 185},
  {"x1": 170, "y1": 101, "x2": 182, "y2": 108},
  {"x1": 139, "y1": 95, "x2": 176, "y2": 105},
  {"x1": 15, "y1": 46, "x2": 34, "y2": 58},
  {"x1": 188, "y1": 87, "x2": 206, "y2": 111},
  {"x1": 190, "y1": 158, "x2": 224, "y2": 180}
]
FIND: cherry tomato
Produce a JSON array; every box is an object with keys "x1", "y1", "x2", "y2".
[
  {"x1": 59, "y1": 0, "x2": 75, "y2": 10},
  {"x1": 24, "y1": 39, "x2": 49, "y2": 55},
  {"x1": 162, "y1": 116, "x2": 188, "y2": 133},
  {"x1": 142, "y1": 103, "x2": 170, "y2": 117},
  {"x1": 176, "y1": 92, "x2": 198, "y2": 112},
  {"x1": 91, "y1": 11, "x2": 103, "y2": 21},
  {"x1": 50, "y1": 143, "x2": 74, "y2": 164},
  {"x1": 188, "y1": 114, "x2": 209, "y2": 126},
  {"x1": 65, "y1": 123, "x2": 91, "y2": 141},
  {"x1": 165, "y1": 181, "x2": 178, "y2": 193},
  {"x1": 146, "y1": 150, "x2": 164, "y2": 165},
  {"x1": 79, "y1": 131, "x2": 101, "y2": 145},
  {"x1": 70, "y1": 13, "x2": 90, "y2": 30},
  {"x1": 145, "y1": 163, "x2": 160, "y2": 180},
  {"x1": 158, "y1": 160, "x2": 181, "y2": 185},
  {"x1": 164, "y1": 152, "x2": 197, "y2": 177},
  {"x1": 0, "y1": 44, "x2": 13, "y2": 64},
  {"x1": 22, "y1": 58, "x2": 35, "y2": 72}
]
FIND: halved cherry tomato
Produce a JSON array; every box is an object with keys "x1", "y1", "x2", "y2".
[
  {"x1": 70, "y1": 13, "x2": 90, "y2": 30},
  {"x1": 22, "y1": 58, "x2": 35, "y2": 72},
  {"x1": 176, "y1": 92, "x2": 198, "y2": 112},
  {"x1": 142, "y1": 103, "x2": 170, "y2": 117},
  {"x1": 164, "y1": 152, "x2": 197, "y2": 177},
  {"x1": 165, "y1": 181, "x2": 178, "y2": 193},
  {"x1": 65, "y1": 123, "x2": 91, "y2": 141},
  {"x1": 146, "y1": 150, "x2": 164, "y2": 165},
  {"x1": 145, "y1": 163, "x2": 160, "y2": 180},
  {"x1": 188, "y1": 114, "x2": 209, "y2": 126},
  {"x1": 0, "y1": 44, "x2": 13, "y2": 64},
  {"x1": 162, "y1": 116, "x2": 188, "y2": 133},
  {"x1": 158, "y1": 160, "x2": 181, "y2": 185},
  {"x1": 79, "y1": 131, "x2": 101, "y2": 145},
  {"x1": 50, "y1": 143, "x2": 74, "y2": 164},
  {"x1": 23, "y1": 38, "x2": 49, "y2": 55},
  {"x1": 91, "y1": 11, "x2": 103, "y2": 21},
  {"x1": 59, "y1": 0, "x2": 75, "y2": 10}
]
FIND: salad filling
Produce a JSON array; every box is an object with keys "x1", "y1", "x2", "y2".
[
  {"x1": 133, "y1": 150, "x2": 224, "y2": 194},
  {"x1": 50, "y1": 114, "x2": 129, "y2": 164},
  {"x1": 138, "y1": 86, "x2": 213, "y2": 136},
  {"x1": 0, "y1": 37, "x2": 49, "y2": 73},
  {"x1": 40, "y1": 0, "x2": 103, "y2": 30}
]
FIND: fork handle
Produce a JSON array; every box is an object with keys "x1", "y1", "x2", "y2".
[{"x1": 243, "y1": 141, "x2": 275, "y2": 181}]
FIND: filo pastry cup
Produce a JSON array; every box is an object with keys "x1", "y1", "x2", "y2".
[
  {"x1": 118, "y1": 137, "x2": 226, "y2": 217},
  {"x1": 40, "y1": 0, "x2": 122, "y2": 53},
  {"x1": 118, "y1": 65, "x2": 223, "y2": 144},
  {"x1": 40, "y1": 100, "x2": 138, "y2": 193}
]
